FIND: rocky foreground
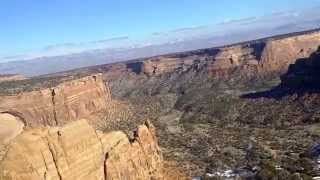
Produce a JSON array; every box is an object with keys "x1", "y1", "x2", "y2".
[
  {"x1": 0, "y1": 73, "x2": 185, "y2": 180},
  {"x1": 0, "y1": 119, "x2": 185, "y2": 180}
]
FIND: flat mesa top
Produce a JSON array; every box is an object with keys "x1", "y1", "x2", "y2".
[{"x1": 0, "y1": 73, "x2": 90, "y2": 96}]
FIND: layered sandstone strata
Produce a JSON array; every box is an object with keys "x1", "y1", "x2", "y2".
[
  {"x1": 207, "y1": 32, "x2": 320, "y2": 77},
  {"x1": 258, "y1": 31, "x2": 320, "y2": 74},
  {"x1": 0, "y1": 119, "x2": 183, "y2": 180},
  {"x1": 140, "y1": 56, "x2": 206, "y2": 76},
  {"x1": 0, "y1": 74, "x2": 110, "y2": 126},
  {"x1": 142, "y1": 58, "x2": 175, "y2": 75},
  {"x1": 121, "y1": 30, "x2": 320, "y2": 78}
]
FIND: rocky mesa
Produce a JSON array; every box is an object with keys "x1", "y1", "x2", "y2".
[
  {"x1": 101, "y1": 29, "x2": 320, "y2": 80},
  {"x1": 0, "y1": 74, "x2": 111, "y2": 126}
]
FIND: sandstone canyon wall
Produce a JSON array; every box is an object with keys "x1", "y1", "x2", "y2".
[
  {"x1": 77, "y1": 29, "x2": 320, "y2": 177},
  {"x1": 114, "y1": 30, "x2": 320, "y2": 79},
  {"x1": 0, "y1": 74, "x2": 111, "y2": 126},
  {"x1": 258, "y1": 31, "x2": 320, "y2": 74},
  {"x1": 280, "y1": 46, "x2": 320, "y2": 89},
  {"x1": 0, "y1": 119, "x2": 182, "y2": 180},
  {"x1": 204, "y1": 31, "x2": 320, "y2": 77}
]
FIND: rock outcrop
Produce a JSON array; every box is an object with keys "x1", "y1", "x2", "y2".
[
  {"x1": 207, "y1": 31, "x2": 320, "y2": 77},
  {"x1": 259, "y1": 32, "x2": 320, "y2": 74},
  {"x1": 141, "y1": 57, "x2": 196, "y2": 75},
  {"x1": 0, "y1": 113, "x2": 24, "y2": 144},
  {"x1": 0, "y1": 74, "x2": 111, "y2": 126},
  {"x1": 0, "y1": 119, "x2": 183, "y2": 180}
]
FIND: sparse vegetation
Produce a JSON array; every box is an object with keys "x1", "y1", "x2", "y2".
[
  {"x1": 100, "y1": 53, "x2": 320, "y2": 178},
  {"x1": 0, "y1": 73, "x2": 89, "y2": 95}
]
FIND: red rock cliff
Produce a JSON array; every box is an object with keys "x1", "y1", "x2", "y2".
[
  {"x1": 128, "y1": 30, "x2": 320, "y2": 78},
  {"x1": 0, "y1": 74, "x2": 111, "y2": 126},
  {"x1": 0, "y1": 119, "x2": 186, "y2": 180}
]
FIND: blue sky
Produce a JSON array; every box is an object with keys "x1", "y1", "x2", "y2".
[{"x1": 1, "y1": 0, "x2": 320, "y2": 61}]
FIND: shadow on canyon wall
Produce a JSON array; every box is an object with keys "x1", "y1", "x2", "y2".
[{"x1": 242, "y1": 46, "x2": 320, "y2": 99}]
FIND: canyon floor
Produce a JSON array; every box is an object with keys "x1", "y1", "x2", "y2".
[
  {"x1": 88, "y1": 31, "x2": 320, "y2": 179},
  {"x1": 101, "y1": 69, "x2": 320, "y2": 179}
]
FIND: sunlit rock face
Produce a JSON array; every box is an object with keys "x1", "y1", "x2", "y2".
[
  {"x1": 206, "y1": 32, "x2": 320, "y2": 77},
  {"x1": 258, "y1": 32, "x2": 320, "y2": 75},
  {"x1": 0, "y1": 113, "x2": 24, "y2": 144},
  {"x1": 112, "y1": 30, "x2": 320, "y2": 80},
  {"x1": 0, "y1": 119, "x2": 184, "y2": 180},
  {"x1": 0, "y1": 74, "x2": 111, "y2": 126}
]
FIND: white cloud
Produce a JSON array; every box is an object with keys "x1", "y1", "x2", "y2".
[{"x1": 1, "y1": 6, "x2": 320, "y2": 63}]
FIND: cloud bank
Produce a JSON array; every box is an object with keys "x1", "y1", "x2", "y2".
[{"x1": 1, "y1": 6, "x2": 320, "y2": 63}]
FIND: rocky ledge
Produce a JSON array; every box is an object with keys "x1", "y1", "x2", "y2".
[
  {"x1": 0, "y1": 74, "x2": 111, "y2": 126},
  {"x1": 0, "y1": 119, "x2": 186, "y2": 180}
]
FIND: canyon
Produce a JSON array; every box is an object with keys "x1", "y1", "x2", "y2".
[
  {"x1": 80, "y1": 29, "x2": 320, "y2": 178},
  {"x1": 0, "y1": 29, "x2": 320, "y2": 179},
  {"x1": 76, "y1": 28, "x2": 320, "y2": 81},
  {"x1": 0, "y1": 74, "x2": 185, "y2": 180}
]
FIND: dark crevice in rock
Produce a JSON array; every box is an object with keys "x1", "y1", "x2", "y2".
[
  {"x1": 104, "y1": 152, "x2": 109, "y2": 180},
  {"x1": 92, "y1": 75, "x2": 97, "y2": 82},
  {"x1": 51, "y1": 89, "x2": 59, "y2": 126},
  {"x1": 47, "y1": 141, "x2": 62, "y2": 180},
  {"x1": 152, "y1": 66, "x2": 157, "y2": 75},
  {"x1": 126, "y1": 62, "x2": 143, "y2": 74},
  {"x1": 249, "y1": 41, "x2": 266, "y2": 61}
]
